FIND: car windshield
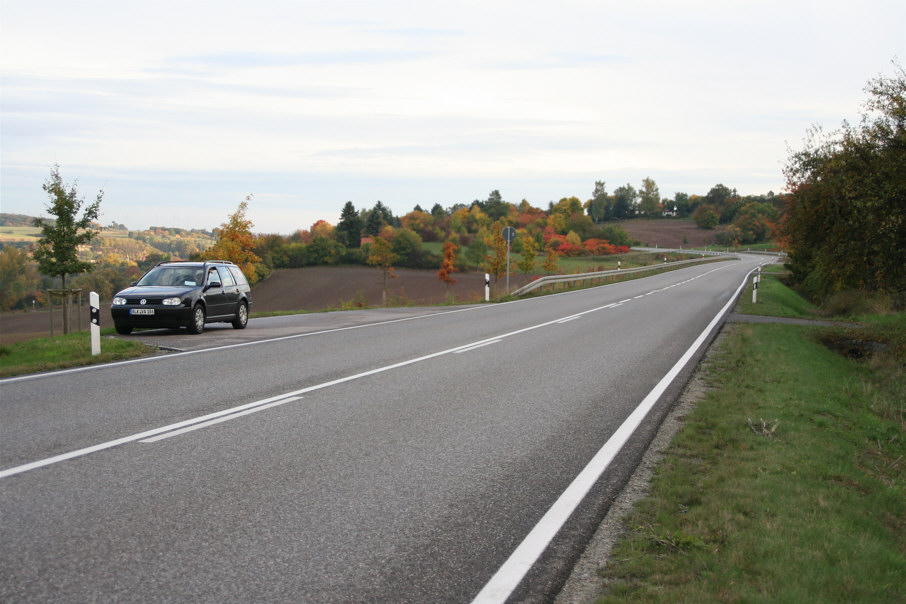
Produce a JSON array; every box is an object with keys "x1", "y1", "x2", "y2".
[{"x1": 136, "y1": 266, "x2": 203, "y2": 287}]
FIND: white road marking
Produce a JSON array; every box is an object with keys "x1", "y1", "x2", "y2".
[
  {"x1": 454, "y1": 340, "x2": 502, "y2": 354},
  {"x1": 139, "y1": 396, "x2": 303, "y2": 443},
  {"x1": 1, "y1": 264, "x2": 733, "y2": 480},
  {"x1": 470, "y1": 267, "x2": 756, "y2": 604}
]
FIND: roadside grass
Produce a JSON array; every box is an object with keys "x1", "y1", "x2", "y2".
[
  {"x1": 595, "y1": 283, "x2": 905, "y2": 602},
  {"x1": 0, "y1": 331, "x2": 155, "y2": 378},
  {"x1": 735, "y1": 272, "x2": 819, "y2": 319}
]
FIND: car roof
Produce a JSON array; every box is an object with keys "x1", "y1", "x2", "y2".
[{"x1": 156, "y1": 260, "x2": 235, "y2": 267}]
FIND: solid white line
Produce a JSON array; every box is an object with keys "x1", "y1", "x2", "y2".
[{"x1": 470, "y1": 267, "x2": 755, "y2": 604}]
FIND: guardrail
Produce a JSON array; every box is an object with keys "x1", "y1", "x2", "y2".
[{"x1": 510, "y1": 253, "x2": 733, "y2": 297}]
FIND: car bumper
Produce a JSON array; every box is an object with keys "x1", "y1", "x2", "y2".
[{"x1": 111, "y1": 306, "x2": 194, "y2": 329}]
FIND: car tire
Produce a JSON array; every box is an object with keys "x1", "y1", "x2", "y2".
[
  {"x1": 232, "y1": 301, "x2": 249, "y2": 329},
  {"x1": 115, "y1": 324, "x2": 133, "y2": 335},
  {"x1": 188, "y1": 304, "x2": 206, "y2": 334}
]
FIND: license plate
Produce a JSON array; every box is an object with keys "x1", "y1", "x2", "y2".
[{"x1": 130, "y1": 308, "x2": 155, "y2": 315}]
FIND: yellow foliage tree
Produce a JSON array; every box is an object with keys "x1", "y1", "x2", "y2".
[{"x1": 202, "y1": 195, "x2": 262, "y2": 283}]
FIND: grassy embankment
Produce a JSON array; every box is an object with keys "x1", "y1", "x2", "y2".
[
  {"x1": 0, "y1": 331, "x2": 155, "y2": 378},
  {"x1": 595, "y1": 273, "x2": 905, "y2": 602}
]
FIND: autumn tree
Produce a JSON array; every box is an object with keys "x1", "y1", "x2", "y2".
[
  {"x1": 517, "y1": 234, "x2": 537, "y2": 274},
  {"x1": 202, "y1": 195, "x2": 262, "y2": 283},
  {"x1": 437, "y1": 240, "x2": 459, "y2": 299},
  {"x1": 367, "y1": 236, "x2": 398, "y2": 306},
  {"x1": 33, "y1": 165, "x2": 103, "y2": 289},
  {"x1": 0, "y1": 246, "x2": 44, "y2": 310},
  {"x1": 482, "y1": 220, "x2": 510, "y2": 287},
  {"x1": 542, "y1": 244, "x2": 559, "y2": 273}
]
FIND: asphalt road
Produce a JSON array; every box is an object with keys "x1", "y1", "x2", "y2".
[{"x1": 0, "y1": 256, "x2": 764, "y2": 602}]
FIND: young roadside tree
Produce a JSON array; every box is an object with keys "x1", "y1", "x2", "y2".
[
  {"x1": 33, "y1": 165, "x2": 103, "y2": 333},
  {"x1": 33, "y1": 165, "x2": 103, "y2": 289},
  {"x1": 482, "y1": 220, "x2": 509, "y2": 289},
  {"x1": 367, "y1": 236, "x2": 398, "y2": 307},
  {"x1": 517, "y1": 234, "x2": 537, "y2": 274},
  {"x1": 437, "y1": 240, "x2": 459, "y2": 300},
  {"x1": 542, "y1": 244, "x2": 559, "y2": 274},
  {"x1": 202, "y1": 195, "x2": 262, "y2": 283}
]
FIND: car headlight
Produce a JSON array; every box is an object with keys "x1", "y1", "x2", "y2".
[
  {"x1": 113, "y1": 297, "x2": 127, "y2": 306},
  {"x1": 162, "y1": 297, "x2": 182, "y2": 306}
]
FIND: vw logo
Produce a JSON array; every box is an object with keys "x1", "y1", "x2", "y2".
[{"x1": 140, "y1": 299, "x2": 147, "y2": 305}]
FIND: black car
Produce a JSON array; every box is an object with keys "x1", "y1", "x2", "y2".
[{"x1": 111, "y1": 260, "x2": 252, "y2": 335}]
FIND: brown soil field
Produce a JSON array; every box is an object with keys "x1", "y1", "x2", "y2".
[
  {"x1": 0, "y1": 220, "x2": 710, "y2": 345},
  {"x1": 250, "y1": 266, "x2": 537, "y2": 313},
  {"x1": 0, "y1": 267, "x2": 536, "y2": 345},
  {"x1": 620, "y1": 218, "x2": 716, "y2": 249}
]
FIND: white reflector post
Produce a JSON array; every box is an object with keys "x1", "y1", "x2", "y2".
[{"x1": 89, "y1": 291, "x2": 101, "y2": 356}]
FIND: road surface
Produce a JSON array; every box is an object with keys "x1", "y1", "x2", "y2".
[{"x1": 1, "y1": 255, "x2": 763, "y2": 602}]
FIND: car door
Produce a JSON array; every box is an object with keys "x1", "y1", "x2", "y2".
[
  {"x1": 216, "y1": 265, "x2": 240, "y2": 317},
  {"x1": 203, "y1": 266, "x2": 228, "y2": 318}
]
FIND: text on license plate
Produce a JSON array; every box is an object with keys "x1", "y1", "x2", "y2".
[{"x1": 130, "y1": 308, "x2": 155, "y2": 315}]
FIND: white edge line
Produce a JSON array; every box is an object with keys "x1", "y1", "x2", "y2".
[{"x1": 470, "y1": 267, "x2": 756, "y2": 604}]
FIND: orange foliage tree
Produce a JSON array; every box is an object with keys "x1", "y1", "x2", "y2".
[{"x1": 201, "y1": 195, "x2": 262, "y2": 283}]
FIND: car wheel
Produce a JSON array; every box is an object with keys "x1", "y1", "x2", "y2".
[
  {"x1": 188, "y1": 304, "x2": 206, "y2": 334},
  {"x1": 232, "y1": 301, "x2": 248, "y2": 329},
  {"x1": 115, "y1": 324, "x2": 133, "y2": 335}
]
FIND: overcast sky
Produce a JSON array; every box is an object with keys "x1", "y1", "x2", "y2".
[{"x1": 2, "y1": 0, "x2": 903, "y2": 234}]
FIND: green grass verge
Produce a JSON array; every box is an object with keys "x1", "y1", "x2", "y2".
[
  {"x1": 736, "y1": 273, "x2": 819, "y2": 319},
  {"x1": 0, "y1": 331, "x2": 156, "y2": 378},
  {"x1": 595, "y1": 284, "x2": 905, "y2": 602}
]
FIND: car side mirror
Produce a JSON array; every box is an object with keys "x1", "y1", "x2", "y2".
[{"x1": 207, "y1": 281, "x2": 222, "y2": 290}]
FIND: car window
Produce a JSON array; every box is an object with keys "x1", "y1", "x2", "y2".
[
  {"x1": 138, "y1": 267, "x2": 199, "y2": 286},
  {"x1": 206, "y1": 267, "x2": 221, "y2": 285},
  {"x1": 228, "y1": 266, "x2": 249, "y2": 286},
  {"x1": 217, "y1": 266, "x2": 236, "y2": 287}
]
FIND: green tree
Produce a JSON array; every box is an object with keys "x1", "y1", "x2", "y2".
[
  {"x1": 638, "y1": 177, "x2": 661, "y2": 215},
  {"x1": 32, "y1": 165, "x2": 103, "y2": 288},
  {"x1": 693, "y1": 205, "x2": 720, "y2": 229},
  {"x1": 336, "y1": 201, "x2": 363, "y2": 248},
  {"x1": 587, "y1": 180, "x2": 611, "y2": 223},
  {"x1": 782, "y1": 62, "x2": 906, "y2": 298},
  {"x1": 612, "y1": 184, "x2": 637, "y2": 219}
]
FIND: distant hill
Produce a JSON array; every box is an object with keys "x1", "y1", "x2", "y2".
[
  {"x1": 0, "y1": 213, "x2": 47, "y2": 227},
  {"x1": 0, "y1": 213, "x2": 216, "y2": 260}
]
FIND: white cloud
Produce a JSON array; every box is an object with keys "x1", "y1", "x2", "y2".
[{"x1": 2, "y1": 0, "x2": 904, "y2": 233}]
